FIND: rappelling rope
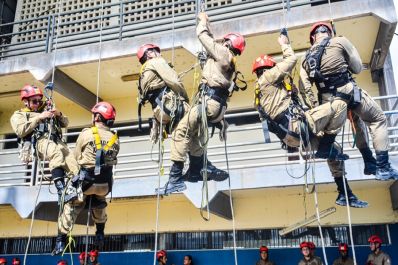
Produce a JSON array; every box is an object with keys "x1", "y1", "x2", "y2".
[
  {"x1": 153, "y1": 92, "x2": 166, "y2": 265},
  {"x1": 339, "y1": 125, "x2": 358, "y2": 265},
  {"x1": 199, "y1": 90, "x2": 210, "y2": 221},
  {"x1": 23, "y1": 1, "x2": 64, "y2": 264},
  {"x1": 171, "y1": 0, "x2": 176, "y2": 67},
  {"x1": 84, "y1": 196, "x2": 92, "y2": 265},
  {"x1": 224, "y1": 139, "x2": 238, "y2": 265},
  {"x1": 312, "y1": 183, "x2": 329, "y2": 265},
  {"x1": 95, "y1": 0, "x2": 105, "y2": 103}
]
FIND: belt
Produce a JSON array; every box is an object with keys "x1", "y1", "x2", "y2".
[
  {"x1": 317, "y1": 72, "x2": 351, "y2": 94},
  {"x1": 204, "y1": 85, "x2": 229, "y2": 104}
]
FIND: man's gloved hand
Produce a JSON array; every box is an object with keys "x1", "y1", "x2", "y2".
[
  {"x1": 19, "y1": 141, "x2": 32, "y2": 164},
  {"x1": 150, "y1": 120, "x2": 160, "y2": 144}
]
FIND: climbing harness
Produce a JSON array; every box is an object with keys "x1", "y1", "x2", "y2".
[{"x1": 91, "y1": 126, "x2": 118, "y2": 175}]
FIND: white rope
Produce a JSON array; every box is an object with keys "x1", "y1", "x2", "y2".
[
  {"x1": 153, "y1": 94, "x2": 165, "y2": 265},
  {"x1": 312, "y1": 185, "x2": 329, "y2": 265},
  {"x1": 327, "y1": 0, "x2": 333, "y2": 22},
  {"x1": 50, "y1": 0, "x2": 65, "y2": 84},
  {"x1": 24, "y1": 0, "x2": 64, "y2": 263},
  {"x1": 340, "y1": 125, "x2": 358, "y2": 265},
  {"x1": 171, "y1": 0, "x2": 175, "y2": 66},
  {"x1": 281, "y1": 0, "x2": 287, "y2": 29},
  {"x1": 23, "y1": 130, "x2": 53, "y2": 265},
  {"x1": 224, "y1": 139, "x2": 238, "y2": 265},
  {"x1": 95, "y1": 0, "x2": 105, "y2": 103},
  {"x1": 83, "y1": 197, "x2": 92, "y2": 265}
]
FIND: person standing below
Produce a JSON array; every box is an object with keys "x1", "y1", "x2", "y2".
[
  {"x1": 298, "y1": 242, "x2": 323, "y2": 265},
  {"x1": 183, "y1": 255, "x2": 193, "y2": 265},
  {"x1": 11, "y1": 258, "x2": 20, "y2": 265},
  {"x1": 79, "y1": 252, "x2": 88, "y2": 265},
  {"x1": 0, "y1": 258, "x2": 6, "y2": 265},
  {"x1": 332, "y1": 243, "x2": 354, "y2": 265},
  {"x1": 366, "y1": 235, "x2": 391, "y2": 265},
  {"x1": 157, "y1": 250, "x2": 168, "y2": 265},
  {"x1": 256, "y1": 246, "x2": 274, "y2": 265}
]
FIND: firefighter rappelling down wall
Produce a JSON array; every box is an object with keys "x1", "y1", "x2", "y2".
[{"x1": 7, "y1": 3, "x2": 398, "y2": 262}]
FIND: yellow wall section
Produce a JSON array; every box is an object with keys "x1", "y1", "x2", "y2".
[{"x1": 0, "y1": 181, "x2": 397, "y2": 238}]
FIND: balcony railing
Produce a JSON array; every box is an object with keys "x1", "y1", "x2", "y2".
[
  {"x1": 0, "y1": 0, "x2": 335, "y2": 60},
  {"x1": 0, "y1": 94, "x2": 397, "y2": 188}
]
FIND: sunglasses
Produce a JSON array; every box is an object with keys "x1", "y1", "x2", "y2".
[{"x1": 29, "y1": 98, "x2": 43, "y2": 105}]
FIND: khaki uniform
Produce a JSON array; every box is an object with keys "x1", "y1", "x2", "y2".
[
  {"x1": 258, "y1": 44, "x2": 347, "y2": 147},
  {"x1": 300, "y1": 36, "x2": 389, "y2": 152},
  {"x1": 332, "y1": 257, "x2": 354, "y2": 265},
  {"x1": 10, "y1": 109, "x2": 79, "y2": 176},
  {"x1": 256, "y1": 260, "x2": 275, "y2": 265},
  {"x1": 257, "y1": 44, "x2": 347, "y2": 178},
  {"x1": 170, "y1": 16, "x2": 235, "y2": 161},
  {"x1": 366, "y1": 251, "x2": 391, "y2": 265},
  {"x1": 139, "y1": 56, "x2": 189, "y2": 125},
  {"x1": 298, "y1": 256, "x2": 323, "y2": 265},
  {"x1": 58, "y1": 124, "x2": 120, "y2": 234}
]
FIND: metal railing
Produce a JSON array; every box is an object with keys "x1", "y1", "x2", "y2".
[
  {"x1": 0, "y1": 0, "x2": 332, "y2": 60},
  {"x1": 0, "y1": 94, "x2": 397, "y2": 187}
]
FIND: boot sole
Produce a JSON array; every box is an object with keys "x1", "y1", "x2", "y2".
[{"x1": 335, "y1": 201, "x2": 369, "y2": 208}]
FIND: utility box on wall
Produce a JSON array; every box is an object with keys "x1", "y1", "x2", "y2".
[{"x1": 390, "y1": 180, "x2": 398, "y2": 210}]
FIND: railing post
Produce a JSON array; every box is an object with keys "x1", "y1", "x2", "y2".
[
  {"x1": 44, "y1": 15, "x2": 52, "y2": 53},
  {"x1": 119, "y1": 1, "x2": 124, "y2": 41},
  {"x1": 30, "y1": 157, "x2": 37, "y2": 186}
]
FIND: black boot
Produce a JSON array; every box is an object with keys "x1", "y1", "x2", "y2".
[
  {"x1": 94, "y1": 223, "x2": 105, "y2": 250},
  {"x1": 334, "y1": 177, "x2": 368, "y2": 208},
  {"x1": 156, "y1": 161, "x2": 187, "y2": 195},
  {"x1": 359, "y1": 147, "x2": 377, "y2": 175},
  {"x1": 51, "y1": 233, "x2": 66, "y2": 256},
  {"x1": 375, "y1": 151, "x2": 398, "y2": 181},
  {"x1": 183, "y1": 154, "x2": 203, "y2": 183},
  {"x1": 315, "y1": 134, "x2": 349, "y2": 161},
  {"x1": 52, "y1": 168, "x2": 77, "y2": 204},
  {"x1": 184, "y1": 154, "x2": 229, "y2": 182}
]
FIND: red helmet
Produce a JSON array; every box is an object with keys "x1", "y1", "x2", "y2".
[
  {"x1": 20, "y1": 85, "x2": 43, "y2": 101},
  {"x1": 259, "y1": 246, "x2": 268, "y2": 252},
  {"x1": 339, "y1": 243, "x2": 348, "y2": 252},
  {"x1": 137, "y1": 44, "x2": 160, "y2": 63},
  {"x1": 11, "y1": 258, "x2": 20, "y2": 265},
  {"x1": 252, "y1": 54, "x2": 276, "y2": 73},
  {"x1": 91, "y1": 101, "x2": 116, "y2": 120},
  {"x1": 309, "y1": 22, "x2": 333, "y2": 44},
  {"x1": 368, "y1": 235, "x2": 382, "y2": 244},
  {"x1": 156, "y1": 249, "x2": 167, "y2": 260},
  {"x1": 223, "y1": 33, "x2": 246, "y2": 55},
  {"x1": 307, "y1": 242, "x2": 315, "y2": 250},
  {"x1": 89, "y1": 249, "x2": 99, "y2": 257},
  {"x1": 57, "y1": 260, "x2": 67, "y2": 265},
  {"x1": 0, "y1": 258, "x2": 6, "y2": 264},
  {"x1": 300, "y1": 242, "x2": 310, "y2": 249},
  {"x1": 79, "y1": 252, "x2": 87, "y2": 260}
]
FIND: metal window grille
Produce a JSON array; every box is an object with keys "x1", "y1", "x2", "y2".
[{"x1": 0, "y1": 224, "x2": 390, "y2": 254}]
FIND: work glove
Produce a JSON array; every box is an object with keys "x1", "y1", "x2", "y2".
[
  {"x1": 19, "y1": 141, "x2": 32, "y2": 164},
  {"x1": 150, "y1": 120, "x2": 160, "y2": 144}
]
